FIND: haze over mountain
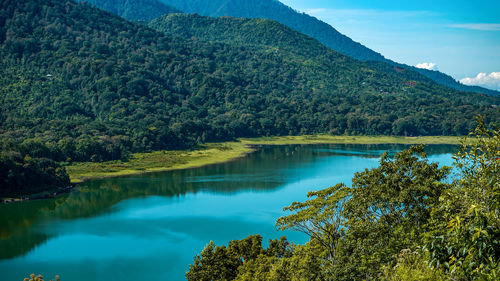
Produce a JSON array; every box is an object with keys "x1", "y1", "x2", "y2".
[{"x1": 157, "y1": 0, "x2": 499, "y2": 96}]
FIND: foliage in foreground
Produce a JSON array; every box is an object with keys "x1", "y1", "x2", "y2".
[
  {"x1": 426, "y1": 120, "x2": 500, "y2": 280},
  {"x1": 187, "y1": 121, "x2": 500, "y2": 280}
]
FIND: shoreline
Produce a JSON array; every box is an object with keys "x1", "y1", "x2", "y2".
[
  {"x1": 66, "y1": 142, "x2": 256, "y2": 184},
  {"x1": 67, "y1": 135, "x2": 461, "y2": 184},
  {"x1": 1, "y1": 185, "x2": 74, "y2": 203},
  {"x1": 239, "y1": 135, "x2": 462, "y2": 146},
  {"x1": 2, "y1": 135, "x2": 463, "y2": 202}
]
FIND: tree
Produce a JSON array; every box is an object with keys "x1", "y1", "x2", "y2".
[
  {"x1": 186, "y1": 235, "x2": 294, "y2": 281},
  {"x1": 380, "y1": 249, "x2": 446, "y2": 281},
  {"x1": 276, "y1": 183, "x2": 348, "y2": 267},
  {"x1": 345, "y1": 144, "x2": 451, "y2": 239},
  {"x1": 186, "y1": 241, "x2": 241, "y2": 281},
  {"x1": 428, "y1": 118, "x2": 500, "y2": 280},
  {"x1": 277, "y1": 145, "x2": 451, "y2": 280},
  {"x1": 340, "y1": 145, "x2": 451, "y2": 279},
  {"x1": 185, "y1": 122, "x2": 498, "y2": 280}
]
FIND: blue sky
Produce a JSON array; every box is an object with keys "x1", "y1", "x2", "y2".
[{"x1": 279, "y1": 0, "x2": 500, "y2": 90}]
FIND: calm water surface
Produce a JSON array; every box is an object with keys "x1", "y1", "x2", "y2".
[{"x1": 0, "y1": 144, "x2": 456, "y2": 281}]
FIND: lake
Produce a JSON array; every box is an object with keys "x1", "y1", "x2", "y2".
[{"x1": 0, "y1": 144, "x2": 457, "y2": 281}]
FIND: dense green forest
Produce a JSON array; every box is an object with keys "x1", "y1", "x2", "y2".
[
  {"x1": 186, "y1": 122, "x2": 500, "y2": 280},
  {"x1": 76, "y1": 0, "x2": 181, "y2": 22},
  {"x1": 149, "y1": 13, "x2": 500, "y2": 97},
  {"x1": 147, "y1": 14, "x2": 489, "y2": 90},
  {"x1": 0, "y1": 140, "x2": 70, "y2": 197},
  {"x1": 0, "y1": 0, "x2": 499, "y2": 196},
  {"x1": 158, "y1": 0, "x2": 386, "y2": 61},
  {"x1": 149, "y1": 13, "x2": 347, "y2": 58},
  {"x1": 157, "y1": 0, "x2": 499, "y2": 96}
]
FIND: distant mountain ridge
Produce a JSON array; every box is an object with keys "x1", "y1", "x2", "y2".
[
  {"x1": 158, "y1": 0, "x2": 386, "y2": 61},
  {"x1": 149, "y1": 14, "x2": 332, "y2": 58},
  {"x1": 408, "y1": 67, "x2": 500, "y2": 96},
  {"x1": 157, "y1": 0, "x2": 498, "y2": 96},
  {"x1": 76, "y1": 0, "x2": 498, "y2": 96},
  {"x1": 149, "y1": 14, "x2": 498, "y2": 97}
]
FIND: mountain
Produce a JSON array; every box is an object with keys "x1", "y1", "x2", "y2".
[
  {"x1": 158, "y1": 0, "x2": 385, "y2": 62},
  {"x1": 1, "y1": 0, "x2": 499, "y2": 163},
  {"x1": 158, "y1": 0, "x2": 498, "y2": 96},
  {"x1": 70, "y1": 0, "x2": 499, "y2": 96},
  {"x1": 149, "y1": 14, "x2": 335, "y2": 59},
  {"x1": 78, "y1": 0, "x2": 181, "y2": 22},
  {"x1": 148, "y1": 14, "x2": 495, "y2": 93},
  {"x1": 407, "y1": 68, "x2": 500, "y2": 96}
]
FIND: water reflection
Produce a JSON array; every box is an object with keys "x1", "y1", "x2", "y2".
[{"x1": 0, "y1": 144, "x2": 457, "y2": 281}]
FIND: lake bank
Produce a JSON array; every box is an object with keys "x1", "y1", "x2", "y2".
[
  {"x1": 66, "y1": 142, "x2": 254, "y2": 183},
  {"x1": 240, "y1": 135, "x2": 462, "y2": 145},
  {"x1": 0, "y1": 144, "x2": 458, "y2": 281},
  {"x1": 66, "y1": 135, "x2": 462, "y2": 184}
]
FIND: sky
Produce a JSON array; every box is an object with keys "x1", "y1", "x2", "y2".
[{"x1": 279, "y1": 0, "x2": 500, "y2": 90}]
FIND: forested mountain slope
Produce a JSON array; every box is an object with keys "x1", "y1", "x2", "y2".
[
  {"x1": 160, "y1": 0, "x2": 385, "y2": 61},
  {"x1": 149, "y1": 14, "x2": 338, "y2": 59},
  {"x1": 150, "y1": 13, "x2": 500, "y2": 97},
  {"x1": 78, "y1": 0, "x2": 181, "y2": 22},
  {"x1": 158, "y1": 0, "x2": 499, "y2": 96},
  {"x1": 0, "y1": 0, "x2": 499, "y2": 164}
]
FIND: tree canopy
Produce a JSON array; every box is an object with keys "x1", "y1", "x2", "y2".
[{"x1": 76, "y1": 0, "x2": 181, "y2": 22}]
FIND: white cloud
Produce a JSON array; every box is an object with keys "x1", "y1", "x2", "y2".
[
  {"x1": 460, "y1": 72, "x2": 500, "y2": 90},
  {"x1": 449, "y1": 23, "x2": 500, "y2": 31},
  {"x1": 416, "y1": 62, "x2": 438, "y2": 71}
]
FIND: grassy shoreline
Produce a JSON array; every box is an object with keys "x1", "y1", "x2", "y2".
[
  {"x1": 67, "y1": 135, "x2": 462, "y2": 184},
  {"x1": 66, "y1": 142, "x2": 254, "y2": 183},
  {"x1": 240, "y1": 135, "x2": 462, "y2": 145}
]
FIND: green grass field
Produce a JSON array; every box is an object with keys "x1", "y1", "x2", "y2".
[
  {"x1": 66, "y1": 142, "x2": 254, "y2": 183},
  {"x1": 67, "y1": 135, "x2": 463, "y2": 183}
]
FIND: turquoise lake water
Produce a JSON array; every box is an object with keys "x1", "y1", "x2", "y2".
[{"x1": 0, "y1": 144, "x2": 456, "y2": 281}]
